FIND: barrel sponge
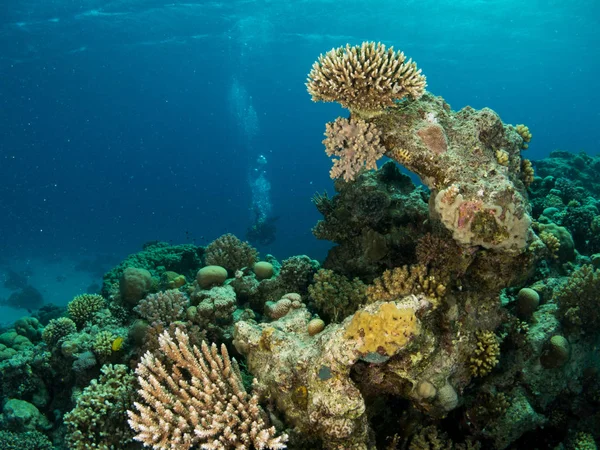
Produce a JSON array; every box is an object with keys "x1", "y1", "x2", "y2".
[
  {"x1": 323, "y1": 117, "x2": 386, "y2": 182},
  {"x1": 344, "y1": 301, "x2": 420, "y2": 356},
  {"x1": 307, "y1": 41, "x2": 426, "y2": 117}
]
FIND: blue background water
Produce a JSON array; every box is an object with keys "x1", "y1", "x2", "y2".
[{"x1": 0, "y1": 0, "x2": 598, "y2": 323}]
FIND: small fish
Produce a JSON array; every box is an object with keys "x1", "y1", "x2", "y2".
[{"x1": 111, "y1": 336, "x2": 124, "y2": 352}]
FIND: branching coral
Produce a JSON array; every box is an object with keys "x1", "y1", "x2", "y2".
[
  {"x1": 469, "y1": 331, "x2": 500, "y2": 378},
  {"x1": 92, "y1": 331, "x2": 116, "y2": 360},
  {"x1": 521, "y1": 159, "x2": 535, "y2": 187},
  {"x1": 515, "y1": 124, "x2": 532, "y2": 149},
  {"x1": 554, "y1": 264, "x2": 600, "y2": 332},
  {"x1": 41, "y1": 317, "x2": 76, "y2": 347},
  {"x1": 323, "y1": 117, "x2": 386, "y2": 181},
  {"x1": 307, "y1": 41, "x2": 426, "y2": 117},
  {"x1": 539, "y1": 230, "x2": 560, "y2": 260},
  {"x1": 65, "y1": 364, "x2": 136, "y2": 449},
  {"x1": 366, "y1": 265, "x2": 447, "y2": 306},
  {"x1": 134, "y1": 289, "x2": 189, "y2": 325},
  {"x1": 127, "y1": 328, "x2": 288, "y2": 450},
  {"x1": 67, "y1": 294, "x2": 105, "y2": 328},
  {"x1": 205, "y1": 234, "x2": 259, "y2": 273},
  {"x1": 308, "y1": 269, "x2": 367, "y2": 322}
]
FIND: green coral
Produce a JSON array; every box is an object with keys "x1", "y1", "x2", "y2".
[
  {"x1": 554, "y1": 265, "x2": 600, "y2": 332},
  {"x1": 92, "y1": 331, "x2": 116, "y2": 360},
  {"x1": 41, "y1": 317, "x2": 76, "y2": 347},
  {"x1": 308, "y1": 269, "x2": 367, "y2": 322},
  {"x1": 204, "y1": 233, "x2": 259, "y2": 273},
  {"x1": 67, "y1": 294, "x2": 105, "y2": 327},
  {"x1": 64, "y1": 364, "x2": 136, "y2": 449},
  {"x1": 101, "y1": 241, "x2": 203, "y2": 296},
  {"x1": 0, "y1": 430, "x2": 52, "y2": 450}
]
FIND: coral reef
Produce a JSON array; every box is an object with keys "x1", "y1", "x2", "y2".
[{"x1": 2, "y1": 41, "x2": 600, "y2": 450}]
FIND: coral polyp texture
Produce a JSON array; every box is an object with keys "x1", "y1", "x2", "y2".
[
  {"x1": 306, "y1": 41, "x2": 426, "y2": 117},
  {"x1": 323, "y1": 117, "x2": 386, "y2": 181}
]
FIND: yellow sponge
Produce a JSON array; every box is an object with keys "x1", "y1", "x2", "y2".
[{"x1": 344, "y1": 302, "x2": 420, "y2": 356}]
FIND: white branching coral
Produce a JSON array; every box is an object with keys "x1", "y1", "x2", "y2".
[
  {"x1": 323, "y1": 116, "x2": 386, "y2": 182},
  {"x1": 127, "y1": 328, "x2": 288, "y2": 450},
  {"x1": 307, "y1": 41, "x2": 426, "y2": 117}
]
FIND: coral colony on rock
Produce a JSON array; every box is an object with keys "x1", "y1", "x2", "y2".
[{"x1": 2, "y1": 42, "x2": 600, "y2": 450}]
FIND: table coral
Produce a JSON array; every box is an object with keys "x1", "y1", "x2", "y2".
[{"x1": 307, "y1": 41, "x2": 426, "y2": 118}]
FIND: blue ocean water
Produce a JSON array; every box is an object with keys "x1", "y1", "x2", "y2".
[{"x1": 0, "y1": 0, "x2": 598, "y2": 323}]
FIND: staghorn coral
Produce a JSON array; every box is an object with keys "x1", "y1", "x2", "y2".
[
  {"x1": 67, "y1": 294, "x2": 106, "y2": 328},
  {"x1": 205, "y1": 233, "x2": 259, "y2": 274},
  {"x1": 64, "y1": 364, "x2": 136, "y2": 449},
  {"x1": 127, "y1": 328, "x2": 288, "y2": 450},
  {"x1": 134, "y1": 289, "x2": 189, "y2": 325},
  {"x1": 307, "y1": 41, "x2": 426, "y2": 117},
  {"x1": 323, "y1": 117, "x2": 386, "y2": 182},
  {"x1": 469, "y1": 331, "x2": 500, "y2": 378},
  {"x1": 308, "y1": 269, "x2": 367, "y2": 322},
  {"x1": 366, "y1": 265, "x2": 447, "y2": 306}
]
